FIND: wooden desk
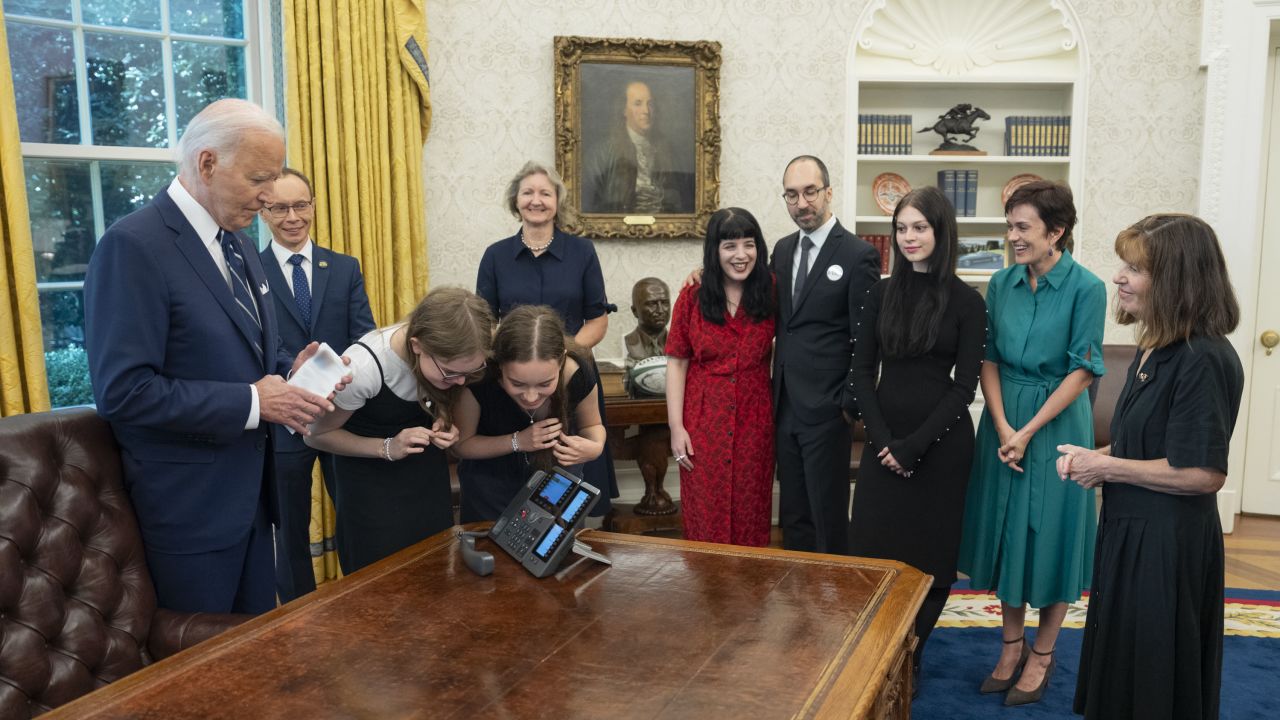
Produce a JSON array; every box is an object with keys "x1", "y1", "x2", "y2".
[{"x1": 49, "y1": 530, "x2": 929, "y2": 720}]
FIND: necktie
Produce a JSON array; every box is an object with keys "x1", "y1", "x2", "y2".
[
  {"x1": 793, "y1": 235, "x2": 814, "y2": 304},
  {"x1": 218, "y1": 229, "x2": 264, "y2": 359},
  {"x1": 288, "y1": 254, "x2": 312, "y2": 328}
]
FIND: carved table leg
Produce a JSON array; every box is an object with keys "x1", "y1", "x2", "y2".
[{"x1": 633, "y1": 425, "x2": 675, "y2": 515}]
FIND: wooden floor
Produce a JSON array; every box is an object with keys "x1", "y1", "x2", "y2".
[
  {"x1": 655, "y1": 514, "x2": 1280, "y2": 592},
  {"x1": 1224, "y1": 514, "x2": 1280, "y2": 591}
]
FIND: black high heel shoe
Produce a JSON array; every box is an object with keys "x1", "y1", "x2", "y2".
[
  {"x1": 979, "y1": 636, "x2": 1029, "y2": 694},
  {"x1": 1004, "y1": 646, "x2": 1055, "y2": 706}
]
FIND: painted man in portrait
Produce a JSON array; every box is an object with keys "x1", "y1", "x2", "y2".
[{"x1": 586, "y1": 80, "x2": 691, "y2": 214}]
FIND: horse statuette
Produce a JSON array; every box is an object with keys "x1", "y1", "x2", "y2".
[{"x1": 919, "y1": 103, "x2": 990, "y2": 154}]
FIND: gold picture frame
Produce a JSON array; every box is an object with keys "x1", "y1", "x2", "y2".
[{"x1": 554, "y1": 36, "x2": 721, "y2": 239}]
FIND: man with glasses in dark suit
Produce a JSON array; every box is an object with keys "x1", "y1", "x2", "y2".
[
  {"x1": 771, "y1": 155, "x2": 880, "y2": 555},
  {"x1": 259, "y1": 168, "x2": 374, "y2": 602}
]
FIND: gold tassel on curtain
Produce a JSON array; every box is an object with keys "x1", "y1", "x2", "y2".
[
  {"x1": 0, "y1": 15, "x2": 51, "y2": 416},
  {"x1": 282, "y1": 0, "x2": 433, "y2": 585}
]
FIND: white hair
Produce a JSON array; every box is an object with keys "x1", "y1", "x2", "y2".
[{"x1": 177, "y1": 98, "x2": 285, "y2": 175}]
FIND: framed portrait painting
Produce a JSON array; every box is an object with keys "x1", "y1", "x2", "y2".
[{"x1": 554, "y1": 36, "x2": 721, "y2": 239}]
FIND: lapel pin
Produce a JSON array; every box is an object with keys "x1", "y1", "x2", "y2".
[
  {"x1": 826, "y1": 265, "x2": 843, "y2": 281},
  {"x1": 259, "y1": 282, "x2": 269, "y2": 295},
  {"x1": 318, "y1": 260, "x2": 329, "y2": 268},
  {"x1": 1138, "y1": 372, "x2": 1149, "y2": 382}
]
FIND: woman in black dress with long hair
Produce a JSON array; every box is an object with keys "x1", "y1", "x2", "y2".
[{"x1": 849, "y1": 186, "x2": 987, "y2": 681}]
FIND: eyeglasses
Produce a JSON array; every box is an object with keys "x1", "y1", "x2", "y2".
[
  {"x1": 782, "y1": 185, "x2": 827, "y2": 206},
  {"x1": 432, "y1": 355, "x2": 487, "y2": 381},
  {"x1": 263, "y1": 200, "x2": 314, "y2": 218}
]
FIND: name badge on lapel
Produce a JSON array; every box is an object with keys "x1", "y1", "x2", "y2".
[{"x1": 826, "y1": 265, "x2": 843, "y2": 281}]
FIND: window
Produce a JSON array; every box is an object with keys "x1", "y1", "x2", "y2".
[{"x1": 5, "y1": 1, "x2": 275, "y2": 407}]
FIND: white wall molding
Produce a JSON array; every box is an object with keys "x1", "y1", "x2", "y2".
[{"x1": 1197, "y1": 0, "x2": 1280, "y2": 532}]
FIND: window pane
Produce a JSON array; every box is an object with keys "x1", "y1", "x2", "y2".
[
  {"x1": 6, "y1": 22, "x2": 81, "y2": 144},
  {"x1": 173, "y1": 40, "x2": 246, "y2": 132},
  {"x1": 4, "y1": 1, "x2": 73, "y2": 20},
  {"x1": 85, "y1": 32, "x2": 167, "y2": 146},
  {"x1": 170, "y1": 0, "x2": 245, "y2": 40},
  {"x1": 81, "y1": 0, "x2": 162, "y2": 31},
  {"x1": 25, "y1": 159, "x2": 94, "y2": 284},
  {"x1": 39, "y1": 289, "x2": 94, "y2": 408},
  {"x1": 100, "y1": 161, "x2": 175, "y2": 229}
]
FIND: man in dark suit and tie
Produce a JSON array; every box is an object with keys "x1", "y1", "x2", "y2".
[
  {"x1": 84, "y1": 99, "x2": 343, "y2": 614},
  {"x1": 771, "y1": 155, "x2": 881, "y2": 554},
  {"x1": 258, "y1": 168, "x2": 374, "y2": 602}
]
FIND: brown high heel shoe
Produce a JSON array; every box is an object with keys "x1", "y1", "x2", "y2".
[
  {"x1": 979, "y1": 635, "x2": 1029, "y2": 694},
  {"x1": 1004, "y1": 646, "x2": 1055, "y2": 706}
]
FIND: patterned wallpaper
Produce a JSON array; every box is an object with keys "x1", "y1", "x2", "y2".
[{"x1": 422, "y1": 0, "x2": 1205, "y2": 355}]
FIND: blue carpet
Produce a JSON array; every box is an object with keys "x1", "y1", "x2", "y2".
[{"x1": 911, "y1": 589, "x2": 1280, "y2": 719}]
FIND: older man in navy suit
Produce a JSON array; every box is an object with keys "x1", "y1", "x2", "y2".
[
  {"x1": 259, "y1": 168, "x2": 374, "y2": 602},
  {"x1": 84, "y1": 99, "x2": 343, "y2": 614}
]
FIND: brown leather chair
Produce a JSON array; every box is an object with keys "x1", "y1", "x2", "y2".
[
  {"x1": 0, "y1": 409, "x2": 247, "y2": 718},
  {"x1": 1093, "y1": 344, "x2": 1137, "y2": 448},
  {"x1": 850, "y1": 420, "x2": 867, "y2": 480}
]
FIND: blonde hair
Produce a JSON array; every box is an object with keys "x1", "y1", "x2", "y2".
[
  {"x1": 503, "y1": 161, "x2": 578, "y2": 228},
  {"x1": 405, "y1": 287, "x2": 496, "y2": 424}
]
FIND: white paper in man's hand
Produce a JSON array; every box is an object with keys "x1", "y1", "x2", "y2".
[{"x1": 287, "y1": 342, "x2": 347, "y2": 398}]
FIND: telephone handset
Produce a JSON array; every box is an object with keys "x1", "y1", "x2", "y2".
[{"x1": 489, "y1": 467, "x2": 605, "y2": 578}]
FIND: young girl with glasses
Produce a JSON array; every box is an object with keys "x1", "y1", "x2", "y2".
[{"x1": 306, "y1": 286, "x2": 494, "y2": 573}]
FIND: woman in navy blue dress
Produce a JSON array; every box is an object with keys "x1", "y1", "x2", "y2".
[{"x1": 476, "y1": 161, "x2": 616, "y2": 513}]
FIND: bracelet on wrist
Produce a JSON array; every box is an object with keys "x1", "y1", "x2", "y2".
[
  {"x1": 511, "y1": 431, "x2": 521, "y2": 453},
  {"x1": 382, "y1": 437, "x2": 394, "y2": 461}
]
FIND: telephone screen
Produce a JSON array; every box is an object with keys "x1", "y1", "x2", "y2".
[
  {"x1": 533, "y1": 524, "x2": 566, "y2": 561},
  {"x1": 535, "y1": 473, "x2": 572, "y2": 510},
  {"x1": 561, "y1": 489, "x2": 590, "y2": 523}
]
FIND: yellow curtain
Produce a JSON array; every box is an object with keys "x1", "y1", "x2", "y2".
[
  {"x1": 0, "y1": 14, "x2": 51, "y2": 417},
  {"x1": 282, "y1": 0, "x2": 433, "y2": 584}
]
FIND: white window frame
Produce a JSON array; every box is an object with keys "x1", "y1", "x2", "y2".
[{"x1": 9, "y1": 0, "x2": 278, "y2": 242}]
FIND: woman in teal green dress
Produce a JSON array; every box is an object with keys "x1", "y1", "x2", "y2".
[{"x1": 957, "y1": 181, "x2": 1106, "y2": 706}]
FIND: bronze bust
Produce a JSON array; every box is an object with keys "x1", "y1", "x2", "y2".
[{"x1": 623, "y1": 277, "x2": 671, "y2": 397}]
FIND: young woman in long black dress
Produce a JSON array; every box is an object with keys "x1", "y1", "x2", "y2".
[{"x1": 849, "y1": 186, "x2": 987, "y2": 681}]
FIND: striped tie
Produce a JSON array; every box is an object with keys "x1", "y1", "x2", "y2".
[{"x1": 218, "y1": 229, "x2": 264, "y2": 359}]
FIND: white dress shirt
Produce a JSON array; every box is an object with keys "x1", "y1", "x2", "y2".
[
  {"x1": 791, "y1": 214, "x2": 838, "y2": 289},
  {"x1": 166, "y1": 178, "x2": 261, "y2": 430},
  {"x1": 269, "y1": 238, "x2": 314, "y2": 296}
]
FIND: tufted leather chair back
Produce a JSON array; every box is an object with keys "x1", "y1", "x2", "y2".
[{"x1": 0, "y1": 409, "x2": 159, "y2": 718}]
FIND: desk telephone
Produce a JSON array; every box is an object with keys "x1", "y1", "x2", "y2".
[{"x1": 462, "y1": 467, "x2": 610, "y2": 578}]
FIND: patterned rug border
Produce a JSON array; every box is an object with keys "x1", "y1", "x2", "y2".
[{"x1": 940, "y1": 589, "x2": 1280, "y2": 637}]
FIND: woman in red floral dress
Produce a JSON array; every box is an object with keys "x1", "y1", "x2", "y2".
[{"x1": 665, "y1": 207, "x2": 776, "y2": 546}]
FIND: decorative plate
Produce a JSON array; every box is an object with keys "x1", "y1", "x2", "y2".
[
  {"x1": 1001, "y1": 173, "x2": 1042, "y2": 206},
  {"x1": 872, "y1": 172, "x2": 911, "y2": 215}
]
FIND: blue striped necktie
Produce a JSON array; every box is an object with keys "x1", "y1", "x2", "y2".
[
  {"x1": 218, "y1": 229, "x2": 264, "y2": 359},
  {"x1": 288, "y1": 253, "x2": 312, "y2": 328}
]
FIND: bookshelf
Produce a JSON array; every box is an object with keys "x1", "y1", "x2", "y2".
[{"x1": 845, "y1": 0, "x2": 1088, "y2": 282}]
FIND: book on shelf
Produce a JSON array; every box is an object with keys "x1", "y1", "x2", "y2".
[
  {"x1": 935, "y1": 169, "x2": 977, "y2": 217},
  {"x1": 1004, "y1": 115, "x2": 1070, "y2": 156},
  {"x1": 861, "y1": 233, "x2": 892, "y2": 274},
  {"x1": 858, "y1": 114, "x2": 912, "y2": 154}
]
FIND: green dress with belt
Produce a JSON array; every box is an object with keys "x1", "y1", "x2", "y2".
[{"x1": 957, "y1": 250, "x2": 1106, "y2": 608}]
